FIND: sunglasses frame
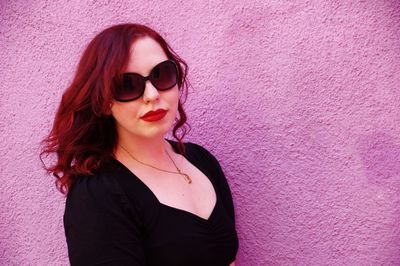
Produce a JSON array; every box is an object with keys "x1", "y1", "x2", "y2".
[{"x1": 114, "y1": 59, "x2": 179, "y2": 102}]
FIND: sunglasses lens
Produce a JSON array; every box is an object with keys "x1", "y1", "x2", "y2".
[
  {"x1": 151, "y1": 61, "x2": 178, "y2": 90},
  {"x1": 113, "y1": 60, "x2": 178, "y2": 102},
  {"x1": 115, "y1": 74, "x2": 144, "y2": 101}
]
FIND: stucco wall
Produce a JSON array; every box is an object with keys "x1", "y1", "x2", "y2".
[{"x1": 1, "y1": 0, "x2": 400, "y2": 265}]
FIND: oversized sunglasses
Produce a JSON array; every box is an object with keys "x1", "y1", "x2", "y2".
[{"x1": 113, "y1": 60, "x2": 179, "y2": 102}]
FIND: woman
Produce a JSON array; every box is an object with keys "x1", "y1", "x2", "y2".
[{"x1": 41, "y1": 23, "x2": 238, "y2": 265}]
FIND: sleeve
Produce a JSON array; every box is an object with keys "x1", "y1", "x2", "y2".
[
  {"x1": 63, "y1": 173, "x2": 146, "y2": 266},
  {"x1": 189, "y1": 142, "x2": 236, "y2": 223}
]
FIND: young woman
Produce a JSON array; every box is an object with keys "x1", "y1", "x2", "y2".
[{"x1": 41, "y1": 23, "x2": 238, "y2": 266}]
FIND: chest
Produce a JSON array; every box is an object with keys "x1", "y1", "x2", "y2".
[{"x1": 125, "y1": 158, "x2": 217, "y2": 221}]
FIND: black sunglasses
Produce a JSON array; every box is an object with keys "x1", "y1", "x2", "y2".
[{"x1": 113, "y1": 60, "x2": 179, "y2": 102}]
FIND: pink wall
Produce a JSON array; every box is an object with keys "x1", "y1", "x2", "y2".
[{"x1": 1, "y1": 0, "x2": 400, "y2": 265}]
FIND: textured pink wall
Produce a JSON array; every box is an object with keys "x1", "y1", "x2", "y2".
[{"x1": 1, "y1": 0, "x2": 400, "y2": 265}]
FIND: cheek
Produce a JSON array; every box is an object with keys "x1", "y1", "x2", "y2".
[
  {"x1": 170, "y1": 87, "x2": 180, "y2": 108},
  {"x1": 110, "y1": 103, "x2": 139, "y2": 124},
  {"x1": 110, "y1": 104, "x2": 123, "y2": 121},
  {"x1": 169, "y1": 93, "x2": 180, "y2": 119}
]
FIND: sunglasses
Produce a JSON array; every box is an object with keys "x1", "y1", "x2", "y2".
[{"x1": 113, "y1": 60, "x2": 179, "y2": 102}]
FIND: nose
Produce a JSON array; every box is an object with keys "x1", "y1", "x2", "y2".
[{"x1": 142, "y1": 80, "x2": 160, "y2": 103}]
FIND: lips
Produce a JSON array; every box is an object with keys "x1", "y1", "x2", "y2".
[{"x1": 140, "y1": 109, "x2": 168, "y2": 122}]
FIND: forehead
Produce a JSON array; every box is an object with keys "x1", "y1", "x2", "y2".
[{"x1": 125, "y1": 36, "x2": 168, "y2": 75}]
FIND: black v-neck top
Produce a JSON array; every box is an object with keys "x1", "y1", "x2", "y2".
[{"x1": 64, "y1": 141, "x2": 239, "y2": 266}]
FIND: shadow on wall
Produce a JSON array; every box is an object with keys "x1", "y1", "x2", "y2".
[
  {"x1": 357, "y1": 131, "x2": 400, "y2": 186},
  {"x1": 357, "y1": 131, "x2": 400, "y2": 261}
]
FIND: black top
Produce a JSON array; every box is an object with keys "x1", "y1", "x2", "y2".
[{"x1": 64, "y1": 141, "x2": 239, "y2": 266}]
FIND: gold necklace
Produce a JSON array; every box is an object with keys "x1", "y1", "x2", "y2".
[{"x1": 119, "y1": 145, "x2": 192, "y2": 184}]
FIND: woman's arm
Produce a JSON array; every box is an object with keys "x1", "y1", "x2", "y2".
[{"x1": 229, "y1": 261, "x2": 236, "y2": 266}]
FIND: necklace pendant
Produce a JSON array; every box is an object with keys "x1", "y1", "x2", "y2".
[{"x1": 182, "y1": 173, "x2": 192, "y2": 184}]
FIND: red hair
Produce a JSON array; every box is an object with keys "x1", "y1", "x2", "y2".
[{"x1": 40, "y1": 23, "x2": 190, "y2": 195}]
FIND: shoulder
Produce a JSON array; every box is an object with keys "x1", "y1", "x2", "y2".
[
  {"x1": 68, "y1": 167, "x2": 116, "y2": 198},
  {"x1": 67, "y1": 156, "x2": 132, "y2": 195},
  {"x1": 66, "y1": 167, "x2": 133, "y2": 216},
  {"x1": 168, "y1": 138, "x2": 225, "y2": 178},
  {"x1": 186, "y1": 142, "x2": 224, "y2": 169},
  {"x1": 180, "y1": 141, "x2": 229, "y2": 188},
  {"x1": 180, "y1": 141, "x2": 221, "y2": 165},
  {"x1": 185, "y1": 141, "x2": 212, "y2": 154}
]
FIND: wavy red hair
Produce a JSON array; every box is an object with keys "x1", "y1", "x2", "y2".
[{"x1": 40, "y1": 23, "x2": 190, "y2": 195}]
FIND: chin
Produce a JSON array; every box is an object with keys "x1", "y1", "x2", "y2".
[{"x1": 140, "y1": 120, "x2": 175, "y2": 139}]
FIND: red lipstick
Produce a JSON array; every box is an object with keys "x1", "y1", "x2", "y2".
[{"x1": 140, "y1": 109, "x2": 167, "y2": 122}]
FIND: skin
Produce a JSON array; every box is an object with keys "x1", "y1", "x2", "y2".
[
  {"x1": 110, "y1": 36, "x2": 236, "y2": 265},
  {"x1": 110, "y1": 36, "x2": 179, "y2": 163}
]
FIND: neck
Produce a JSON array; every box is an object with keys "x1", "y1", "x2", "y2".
[{"x1": 114, "y1": 135, "x2": 175, "y2": 166}]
